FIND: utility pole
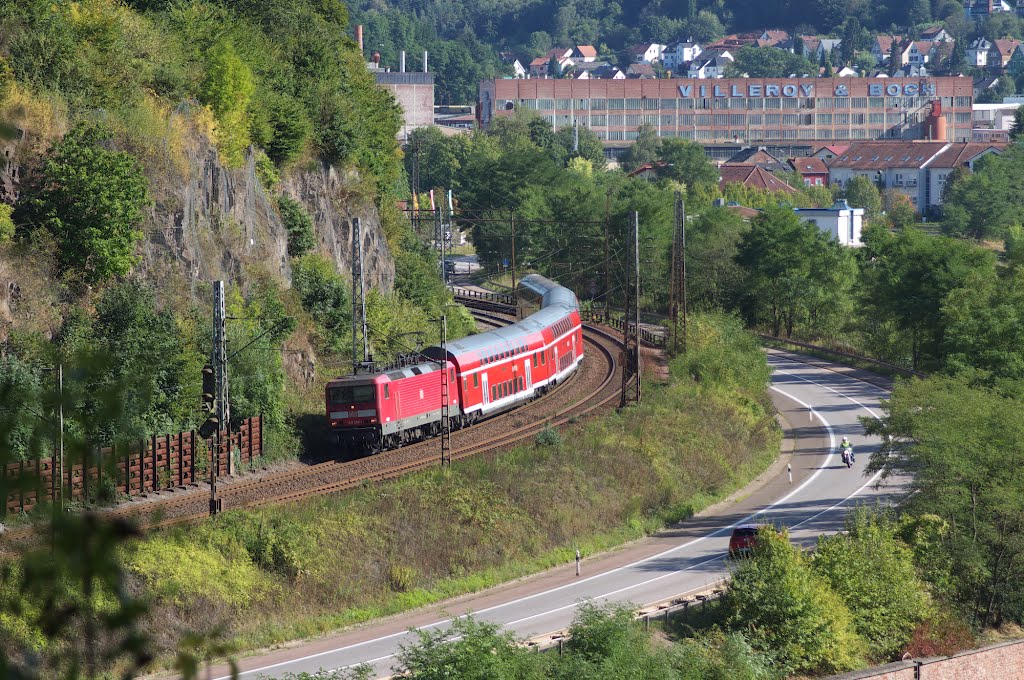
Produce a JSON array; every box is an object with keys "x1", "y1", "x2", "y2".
[
  {"x1": 604, "y1": 189, "x2": 611, "y2": 309},
  {"x1": 439, "y1": 314, "x2": 451, "y2": 467},
  {"x1": 411, "y1": 139, "x2": 420, "y2": 235},
  {"x1": 620, "y1": 212, "x2": 641, "y2": 408},
  {"x1": 680, "y1": 198, "x2": 688, "y2": 355},
  {"x1": 510, "y1": 210, "x2": 517, "y2": 293},
  {"x1": 211, "y1": 280, "x2": 228, "y2": 513},
  {"x1": 57, "y1": 363, "x2": 63, "y2": 513},
  {"x1": 671, "y1": 192, "x2": 688, "y2": 353},
  {"x1": 352, "y1": 217, "x2": 369, "y2": 374}
]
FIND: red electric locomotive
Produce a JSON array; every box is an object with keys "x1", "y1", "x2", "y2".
[{"x1": 326, "y1": 275, "x2": 582, "y2": 453}]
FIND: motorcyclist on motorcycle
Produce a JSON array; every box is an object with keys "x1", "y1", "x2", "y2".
[{"x1": 840, "y1": 436, "x2": 855, "y2": 463}]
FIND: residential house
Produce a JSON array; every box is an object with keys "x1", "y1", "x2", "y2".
[
  {"x1": 529, "y1": 48, "x2": 574, "y2": 77},
  {"x1": 1009, "y1": 43, "x2": 1024, "y2": 74},
  {"x1": 571, "y1": 46, "x2": 598, "y2": 62},
  {"x1": 627, "y1": 161, "x2": 668, "y2": 181},
  {"x1": 892, "y1": 64, "x2": 929, "y2": 77},
  {"x1": 925, "y1": 143, "x2": 1006, "y2": 210},
  {"x1": 827, "y1": 140, "x2": 1006, "y2": 212},
  {"x1": 813, "y1": 145, "x2": 850, "y2": 162},
  {"x1": 591, "y1": 64, "x2": 626, "y2": 80},
  {"x1": 991, "y1": 39, "x2": 1023, "y2": 70},
  {"x1": 966, "y1": 0, "x2": 1014, "y2": 19},
  {"x1": 795, "y1": 200, "x2": 864, "y2": 246},
  {"x1": 629, "y1": 43, "x2": 666, "y2": 64},
  {"x1": 967, "y1": 37, "x2": 994, "y2": 67},
  {"x1": 626, "y1": 63, "x2": 657, "y2": 79},
  {"x1": 718, "y1": 164, "x2": 797, "y2": 194},
  {"x1": 499, "y1": 52, "x2": 528, "y2": 78},
  {"x1": 900, "y1": 41, "x2": 934, "y2": 66},
  {"x1": 725, "y1": 147, "x2": 788, "y2": 173},
  {"x1": 871, "y1": 35, "x2": 903, "y2": 64},
  {"x1": 837, "y1": 66, "x2": 859, "y2": 76},
  {"x1": 755, "y1": 30, "x2": 790, "y2": 48},
  {"x1": 662, "y1": 39, "x2": 701, "y2": 72},
  {"x1": 687, "y1": 51, "x2": 733, "y2": 78},
  {"x1": 570, "y1": 61, "x2": 614, "y2": 79},
  {"x1": 788, "y1": 157, "x2": 830, "y2": 186},
  {"x1": 801, "y1": 36, "x2": 823, "y2": 61},
  {"x1": 920, "y1": 26, "x2": 953, "y2": 42}
]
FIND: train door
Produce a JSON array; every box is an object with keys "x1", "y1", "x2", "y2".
[
  {"x1": 554, "y1": 347, "x2": 559, "y2": 374},
  {"x1": 571, "y1": 334, "x2": 576, "y2": 359},
  {"x1": 482, "y1": 373, "x2": 489, "y2": 407},
  {"x1": 524, "y1": 359, "x2": 532, "y2": 390}
]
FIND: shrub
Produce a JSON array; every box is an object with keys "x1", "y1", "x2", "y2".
[
  {"x1": 813, "y1": 509, "x2": 931, "y2": 659},
  {"x1": 254, "y1": 150, "x2": 280, "y2": 192},
  {"x1": 279, "y1": 195, "x2": 316, "y2": 258},
  {"x1": 200, "y1": 39, "x2": 254, "y2": 168},
  {"x1": 0, "y1": 204, "x2": 14, "y2": 242},
  {"x1": 258, "y1": 92, "x2": 313, "y2": 166},
  {"x1": 725, "y1": 527, "x2": 865, "y2": 674},
  {"x1": 14, "y1": 122, "x2": 150, "y2": 284},
  {"x1": 535, "y1": 425, "x2": 561, "y2": 447}
]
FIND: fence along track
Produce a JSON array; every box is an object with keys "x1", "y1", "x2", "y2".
[{"x1": 2, "y1": 307, "x2": 624, "y2": 543}]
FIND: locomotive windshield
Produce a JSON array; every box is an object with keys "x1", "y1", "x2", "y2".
[{"x1": 328, "y1": 384, "x2": 376, "y2": 404}]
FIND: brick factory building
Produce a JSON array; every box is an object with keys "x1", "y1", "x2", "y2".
[
  {"x1": 479, "y1": 77, "x2": 974, "y2": 159},
  {"x1": 375, "y1": 71, "x2": 435, "y2": 142}
]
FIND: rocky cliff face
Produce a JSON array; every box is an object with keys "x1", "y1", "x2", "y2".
[
  {"x1": 0, "y1": 129, "x2": 395, "y2": 306},
  {"x1": 141, "y1": 137, "x2": 394, "y2": 295}
]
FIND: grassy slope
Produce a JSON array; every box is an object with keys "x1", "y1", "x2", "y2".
[{"x1": 123, "y1": 313, "x2": 781, "y2": 662}]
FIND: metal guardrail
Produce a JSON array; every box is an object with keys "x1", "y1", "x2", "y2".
[
  {"x1": 451, "y1": 287, "x2": 516, "y2": 306},
  {"x1": 581, "y1": 310, "x2": 668, "y2": 349},
  {"x1": 524, "y1": 582, "x2": 726, "y2": 655},
  {"x1": 758, "y1": 334, "x2": 926, "y2": 378}
]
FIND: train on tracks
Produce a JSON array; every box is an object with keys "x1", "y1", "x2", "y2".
[{"x1": 325, "y1": 275, "x2": 583, "y2": 452}]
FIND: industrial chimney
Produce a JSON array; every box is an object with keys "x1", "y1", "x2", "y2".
[
  {"x1": 423, "y1": 50, "x2": 429, "y2": 73},
  {"x1": 355, "y1": 25, "x2": 364, "y2": 54},
  {"x1": 926, "y1": 100, "x2": 947, "y2": 142},
  {"x1": 400, "y1": 51, "x2": 406, "y2": 73}
]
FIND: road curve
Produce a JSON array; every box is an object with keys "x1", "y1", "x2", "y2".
[{"x1": 208, "y1": 349, "x2": 907, "y2": 680}]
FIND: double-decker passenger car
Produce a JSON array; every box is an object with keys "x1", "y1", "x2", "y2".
[{"x1": 326, "y1": 275, "x2": 582, "y2": 452}]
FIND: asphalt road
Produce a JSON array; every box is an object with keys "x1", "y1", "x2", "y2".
[{"x1": 211, "y1": 349, "x2": 905, "y2": 680}]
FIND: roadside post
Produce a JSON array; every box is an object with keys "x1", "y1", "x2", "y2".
[
  {"x1": 575, "y1": 549, "x2": 581, "y2": 577},
  {"x1": 788, "y1": 463, "x2": 792, "y2": 484}
]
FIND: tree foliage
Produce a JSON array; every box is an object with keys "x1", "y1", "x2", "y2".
[
  {"x1": 725, "y1": 527, "x2": 865, "y2": 674},
  {"x1": 14, "y1": 123, "x2": 150, "y2": 284}
]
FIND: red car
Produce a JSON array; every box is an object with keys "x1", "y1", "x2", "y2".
[{"x1": 728, "y1": 524, "x2": 766, "y2": 558}]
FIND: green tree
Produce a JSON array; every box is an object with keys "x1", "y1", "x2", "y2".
[
  {"x1": 14, "y1": 122, "x2": 149, "y2": 284},
  {"x1": 686, "y1": 207, "x2": 750, "y2": 312},
  {"x1": 813, "y1": 509, "x2": 931, "y2": 658},
  {"x1": 910, "y1": 0, "x2": 932, "y2": 25},
  {"x1": 843, "y1": 175, "x2": 883, "y2": 219},
  {"x1": 1011, "y1": 106, "x2": 1024, "y2": 141},
  {"x1": 941, "y1": 269, "x2": 1024, "y2": 383},
  {"x1": 725, "y1": 46, "x2": 818, "y2": 78},
  {"x1": 736, "y1": 204, "x2": 856, "y2": 338},
  {"x1": 858, "y1": 227, "x2": 995, "y2": 370},
  {"x1": 621, "y1": 123, "x2": 661, "y2": 173},
  {"x1": 864, "y1": 377, "x2": 1024, "y2": 627},
  {"x1": 656, "y1": 138, "x2": 719, "y2": 189},
  {"x1": 725, "y1": 527, "x2": 865, "y2": 674},
  {"x1": 201, "y1": 39, "x2": 255, "y2": 167},
  {"x1": 279, "y1": 195, "x2": 316, "y2": 258},
  {"x1": 886, "y1": 191, "x2": 917, "y2": 229},
  {"x1": 941, "y1": 145, "x2": 1024, "y2": 239}
]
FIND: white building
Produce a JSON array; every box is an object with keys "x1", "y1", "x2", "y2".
[
  {"x1": 630, "y1": 43, "x2": 667, "y2": 64},
  {"x1": 967, "y1": 37, "x2": 993, "y2": 67},
  {"x1": 795, "y1": 200, "x2": 865, "y2": 246},
  {"x1": 662, "y1": 40, "x2": 701, "y2": 71}
]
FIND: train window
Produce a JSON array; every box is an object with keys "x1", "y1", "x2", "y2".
[
  {"x1": 541, "y1": 352, "x2": 546, "y2": 365},
  {"x1": 533, "y1": 354, "x2": 538, "y2": 368},
  {"x1": 383, "y1": 385, "x2": 390, "y2": 400},
  {"x1": 449, "y1": 368, "x2": 455, "y2": 382},
  {"x1": 329, "y1": 384, "x2": 376, "y2": 404},
  {"x1": 463, "y1": 378, "x2": 468, "y2": 392},
  {"x1": 473, "y1": 374, "x2": 479, "y2": 388}
]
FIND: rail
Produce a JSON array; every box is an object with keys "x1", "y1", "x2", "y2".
[{"x1": 757, "y1": 334, "x2": 926, "y2": 378}]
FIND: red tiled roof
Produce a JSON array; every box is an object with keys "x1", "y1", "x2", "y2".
[
  {"x1": 927, "y1": 143, "x2": 1007, "y2": 168},
  {"x1": 875, "y1": 35, "x2": 903, "y2": 52},
  {"x1": 627, "y1": 161, "x2": 668, "y2": 177},
  {"x1": 993, "y1": 39, "x2": 1022, "y2": 63},
  {"x1": 828, "y1": 141, "x2": 948, "y2": 170},
  {"x1": 727, "y1": 205, "x2": 761, "y2": 219},
  {"x1": 575, "y1": 45, "x2": 598, "y2": 57},
  {"x1": 789, "y1": 157, "x2": 829, "y2": 175},
  {"x1": 719, "y1": 164, "x2": 797, "y2": 193}
]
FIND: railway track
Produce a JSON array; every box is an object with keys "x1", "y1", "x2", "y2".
[{"x1": 2, "y1": 306, "x2": 627, "y2": 546}]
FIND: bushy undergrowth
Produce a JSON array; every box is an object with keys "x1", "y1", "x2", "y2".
[{"x1": 115, "y1": 313, "x2": 779, "y2": 660}]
